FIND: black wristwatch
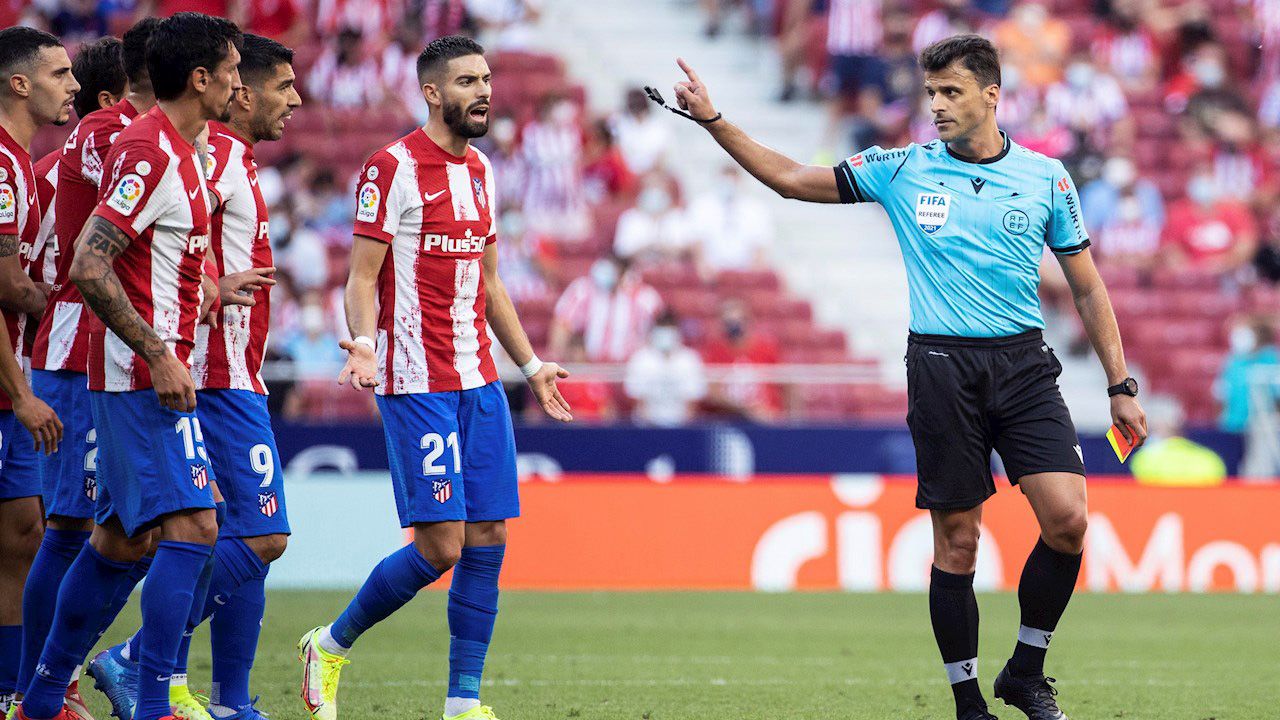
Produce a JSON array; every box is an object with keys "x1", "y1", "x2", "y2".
[{"x1": 1107, "y1": 377, "x2": 1139, "y2": 397}]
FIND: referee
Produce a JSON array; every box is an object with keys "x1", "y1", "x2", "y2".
[{"x1": 667, "y1": 35, "x2": 1147, "y2": 720}]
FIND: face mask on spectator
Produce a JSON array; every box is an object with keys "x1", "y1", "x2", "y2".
[
  {"x1": 1187, "y1": 176, "x2": 1217, "y2": 207},
  {"x1": 1002, "y1": 64, "x2": 1022, "y2": 92},
  {"x1": 1065, "y1": 62, "x2": 1094, "y2": 89},
  {"x1": 493, "y1": 117, "x2": 516, "y2": 145},
  {"x1": 651, "y1": 326, "x2": 680, "y2": 352},
  {"x1": 638, "y1": 187, "x2": 672, "y2": 214},
  {"x1": 724, "y1": 319, "x2": 745, "y2": 341},
  {"x1": 301, "y1": 305, "x2": 326, "y2": 335},
  {"x1": 1229, "y1": 325, "x2": 1258, "y2": 354},
  {"x1": 1193, "y1": 58, "x2": 1225, "y2": 89},
  {"x1": 1103, "y1": 157, "x2": 1136, "y2": 188},
  {"x1": 501, "y1": 211, "x2": 525, "y2": 238},
  {"x1": 591, "y1": 260, "x2": 619, "y2": 290},
  {"x1": 1014, "y1": 3, "x2": 1046, "y2": 30},
  {"x1": 552, "y1": 101, "x2": 577, "y2": 125},
  {"x1": 1118, "y1": 196, "x2": 1142, "y2": 223}
]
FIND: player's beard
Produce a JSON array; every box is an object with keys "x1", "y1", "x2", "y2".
[{"x1": 441, "y1": 98, "x2": 489, "y2": 139}]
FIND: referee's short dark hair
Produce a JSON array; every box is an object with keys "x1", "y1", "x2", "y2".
[
  {"x1": 147, "y1": 12, "x2": 243, "y2": 102},
  {"x1": 72, "y1": 37, "x2": 125, "y2": 119},
  {"x1": 416, "y1": 35, "x2": 485, "y2": 85},
  {"x1": 0, "y1": 26, "x2": 63, "y2": 81},
  {"x1": 919, "y1": 34, "x2": 1001, "y2": 90}
]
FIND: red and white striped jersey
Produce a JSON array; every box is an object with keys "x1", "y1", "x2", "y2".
[
  {"x1": 87, "y1": 106, "x2": 212, "y2": 392},
  {"x1": 352, "y1": 129, "x2": 500, "y2": 394},
  {"x1": 32, "y1": 98, "x2": 139, "y2": 374},
  {"x1": 826, "y1": 0, "x2": 882, "y2": 56},
  {"x1": 191, "y1": 122, "x2": 272, "y2": 394},
  {"x1": 552, "y1": 274, "x2": 663, "y2": 363},
  {"x1": 0, "y1": 123, "x2": 41, "y2": 410},
  {"x1": 24, "y1": 151, "x2": 59, "y2": 359}
]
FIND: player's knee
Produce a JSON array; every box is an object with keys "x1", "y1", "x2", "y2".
[
  {"x1": 165, "y1": 508, "x2": 219, "y2": 546},
  {"x1": 415, "y1": 539, "x2": 462, "y2": 572},
  {"x1": 251, "y1": 534, "x2": 288, "y2": 564},
  {"x1": 90, "y1": 527, "x2": 150, "y2": 564},
  {"x1": 0, "y1": 512, "x2": 45, "y2": 569},
  {"x1": 1044, "y1": 508, "x2": 1088, "y2": 554},
  {"x1": 935, "y1": 525, "x2": 981, "y2": 573}
]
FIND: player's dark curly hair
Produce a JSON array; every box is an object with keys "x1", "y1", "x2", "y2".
[
  {"x1": 122, "y1": 17, "x2": 161, "y2": 89},
  {"x1": 147, "y1": 12, "x2": 243, "y2": 102},
  {"x1": 71, "y1": 37, "x2": 125, "y2": 119},
  {"x1": 416, "y1": 35, "x2": 485, "y2": 84},
  {"x1": 238, "y1": 33, "x2": 294, "y2": 88},
  {"x1": 0, "y1": 26, "x2": 63, "y2": 80},
  {"x1": 919, "y1": 34, "x2": 1001, "y2": 90}
]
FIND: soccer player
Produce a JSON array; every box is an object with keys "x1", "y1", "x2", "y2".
[
  {"x1": 91, "y1": 33, "x2": 299, "y2": 720},
  {"x1": 0, "y1": 25, "x2": 78, "y2": 717},
  {"x1": 297, "y1": 35, "x2": 572, "y2": 720},
  {"x1": 666, "y1": 35, "x2": 1147, "y2": 720},
  {"x1": 17, "y1": 30, "x2": 136, "y2": 720},
  {"x1": 14, "y1": 13, "x2": 242, "y2": 720}
]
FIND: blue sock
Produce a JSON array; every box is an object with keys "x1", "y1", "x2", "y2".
[
  {"x1": 135, "y1": 541, "x2": 212, "y2": 720},
  {"x1": 203, "y1": 538, "x2": 268, "y2": 622},
  {"x1": 447, "y1": 545, "x2": 505, "y2": 700},
  {"x1": 173, "y1": 548, "x2": 217, "y2": 676},
  {"x1": 22, "y1": 545, "x2": 134, "y2": 719},
  {"x1": 209, "y1": 566, "x2": 267, "y2": 710},
  {"x1": 330, "y1": 544, "x2": 442, "y2": 648},
  {"x1": 17, "y1": 528, "x2": 89, "y2": 694},
  {"x1": 94, "y1": 554, "x2": 151, "y2": 655},
  {"x1": 0, "y1": 625, "x2": 20, "y2": 695}
]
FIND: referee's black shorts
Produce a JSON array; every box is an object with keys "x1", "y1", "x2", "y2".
[{"x1": 905, "y1": 329, "x2": 1086, "y2": 511}]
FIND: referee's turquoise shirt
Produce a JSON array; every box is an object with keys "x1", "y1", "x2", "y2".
[{"x1": 834, "y1": 133, "x2": 1091, "y2": 338}]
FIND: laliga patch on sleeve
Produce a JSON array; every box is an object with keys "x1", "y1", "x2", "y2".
[
  {"x1": 356, "y1": 182, "x2": 380, "y2": 223},
  {"x1": 0, "y1": 183, "x2": 16, "y2": 224},
  {"x1": 106, "y1": 173, "x2": 146, "y2": 216}
]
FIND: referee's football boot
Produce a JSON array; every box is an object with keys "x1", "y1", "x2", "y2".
[{"x1": 993, "y1": 663, "x2": 1067, "y2": 720}]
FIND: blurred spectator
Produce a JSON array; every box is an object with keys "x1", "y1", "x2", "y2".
[
  {"x1": 912, "y1": 0, "x2": 972, "y2": 55},
  {"x1": 1091, "y1": 0, "x2": 1161, "y2": 92},
  {"x1": 993, "y1": 1, "x2": 1070, "y2": 89},
  {"x1": 1131, "y1": 395, "x2": 1227, "y2": 486},
  {"x1": 282, "y1": 301, "x2": 346, "y2": 377},
  {"x1": 581, "y1": 118, "x2": 636, "y2": 206},
  {"x1": 465, "y1": 0, "x2": 541, "y2": 50},
  {"x1": 687, "y1": 165, "x2": 772, "y2": 277},
  {"x1": 1012, "y1": 105, "x2": 1074, "y2": 159},
  {"x1": 821, "y1": 0, "x2": 885, "y2": 157},
  {"x1": 776, "y1": 0, "x2": 826, "y2": 102},
  {"x1": 611, "y1": 88, "x2": 672, "y2": 175},
  {"x1": 1168, "y1": 42, "x2": 1248, "y2": 119},
  {"x1": 1043, "y1": 53, "x2": 1132, "y2": 156},
  {"x1": 494, "y1": 210, "x2": 552, "y2": 304},
  {"x1": 553, "y1": 335, "x2": 615, "y2": 422},
  {"x1": 314, "y1": 0, "x2": 395, "y2": 39},
  {"x1": 992, "y1": 62, "x2": 1038, "y2": 137},
  {"x1": 421, "y1": 0, "x2": 472, "y2": 40},
  {"x1": 1252, "y1": 210, "x2": 1280, "y2": 283},
  {"x1": 520, "y1": 95, "x2": 590, "y2": 239},
  {"x1": 383, "y1": 21, "x2": 429, "y2": 123},
  {"x1": 613, "y1": 175, "x2": 690, "y2": 266},
  {"x1": 549, "y1": 255, "x2": 664, "y2": 363},
  {"x1": 1163, "y1": 170, "x2": 1259, "y2": 273},
  {"x1": 1205, "y1": 110, "x2": 1267, "y2": 203},
  {"x1": 278, "y1": 209, "x2": 331, "y2": 293},
  {"x1": 48, "y1": 0, "x2": 108, "y2": 45},
  {"x1": 246, "y1": 0, "x2": 304, "y2": 43},
  {"x1": 1093, "y1": 192, "x2": 1163, "y2": 271},
  {"x1": 1081, "y1": 156, "x2": 1165, "y2": 232},
  {"x1": 1216, "y1": 316, "x2": 1280, "y2": 433},
  {"x1": 479, "y1": 114, "x2": 529, "y2": 213},
  {"x1": 308, "y1": 27, "x2": 384, "y2": 109},
  {"x1": 701, "y1": 300, "x2": 782, "y2": 420},
  {"x1": 624, "y1": 312, "x2": 707, "y2": 426}
]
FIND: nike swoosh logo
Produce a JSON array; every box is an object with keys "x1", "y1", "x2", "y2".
[
  {"x1": 188, "y1": 188, "x2": 200, "y2": 200},
  {"x1": 27, "y1": 193, "x2": 36, "y2": 205},
  {"x1": 249, "y1": 176, "x2": 258, "y2": 186},
  {"x1": 424, "y1": 189, "x2": 446, "y2": 202}
]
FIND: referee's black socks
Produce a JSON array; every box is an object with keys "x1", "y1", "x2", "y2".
[
  {"x1": 1008, "y1": 537, "x2": 1083, "y2": 677},
  {"x1": 929, "y1": 566, "x2": 986, "y2": 715}
]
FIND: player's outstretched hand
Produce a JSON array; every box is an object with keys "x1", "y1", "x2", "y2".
[
  {"x1": 199, "y1": 273, "x2": 220, "y2": 328},
  {"x1": 1111, "y1": 394, "x2": 1148, "y2": 450},
  {"x1": 529, "y1": 362, "x2": 573, "y2": 423},
  {"x1": 220, "y1": 266, "x2": 277, "y2": 308},
  {"x1": 673, "y1": 57, "x2": 718, "y2": 122},
  {"x1": 14, "y1": 393, "x2": 62, "y2": 455},
  {"x1": 338, "y1": 340, "x2": 380, "y2": 390},
  {"x1": 150, "y1": 351, "x2": 197, "y2": 413}
]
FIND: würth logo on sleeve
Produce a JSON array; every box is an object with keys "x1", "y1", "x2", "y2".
[
  {"x1": 1057, "y1": 177, "x2": 1070, "y2": 192},
  {"x1": 848, "y1": 153, "x2": 864, "y2": 167},
  {"x1": 432, "y1": 478, "x2": 452, "y2": 504},
  {"x1": 191, "y1": 464, "x2": 209, "y2": 490}
]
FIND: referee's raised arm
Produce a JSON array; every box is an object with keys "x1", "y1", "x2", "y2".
[{"x1": 670, "y1": 58, "x2": 843, "y2": 204}]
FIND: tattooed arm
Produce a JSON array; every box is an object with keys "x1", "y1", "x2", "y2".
[
  {"x1": 70, "y1": 216, "x2": 197, "y2": 411},
  {"x1": 0, "y1": 233, "x2": 50, "y2": 314}
]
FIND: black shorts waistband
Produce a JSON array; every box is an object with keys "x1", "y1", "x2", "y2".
[{"x1": 908, "y1": 329, "x2": 1044, "y2": 349}]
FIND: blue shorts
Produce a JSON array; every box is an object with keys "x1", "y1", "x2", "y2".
[
  {"x1": 376, "y1": 381, "x2": 519, "y2": 526},
  {"x1": 197, "y1": 389, "x2": 289, "y2": 537},
  {"x1": 32, "y1": 370, "x2": 98, "y2": 519},
  {"x1": 0, "y1": 410, "x2": 41, "y2": 500},
  {"x1": 90, "y1": 390, "x2": 216, "y2": 537}
]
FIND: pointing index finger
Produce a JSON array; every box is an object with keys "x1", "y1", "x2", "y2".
[{"x1": 676, "y1": 57, "x2": 700, "y2": 84}]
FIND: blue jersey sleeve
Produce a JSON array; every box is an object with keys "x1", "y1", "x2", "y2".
[
  {"x1": 1046, "y1": 161, "x2": 1091, "y2": 255},
  {"x1": 833, "y1": 145, "x2": 913, "y2": 204}
]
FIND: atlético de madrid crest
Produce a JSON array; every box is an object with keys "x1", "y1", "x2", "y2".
[
  {"x1": 915, "y1": 192, "x2": 950, "y2": 235},
  {"x1": 472, "y1": 177, "x2": 486, "y2": 210}
]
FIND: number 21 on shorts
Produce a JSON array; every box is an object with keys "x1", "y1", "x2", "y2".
[{"x1": 421, "y1": 431, "x2": 460, "y2": 476}]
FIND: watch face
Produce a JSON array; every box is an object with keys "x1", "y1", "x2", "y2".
[{"x1": 1125, "y1": 378, "x2": 1139, "y2": 394}]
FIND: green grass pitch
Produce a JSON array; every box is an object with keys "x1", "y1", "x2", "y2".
[{"x1": 81, "y1": 591, "x2": 1277, "y2": 720}]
